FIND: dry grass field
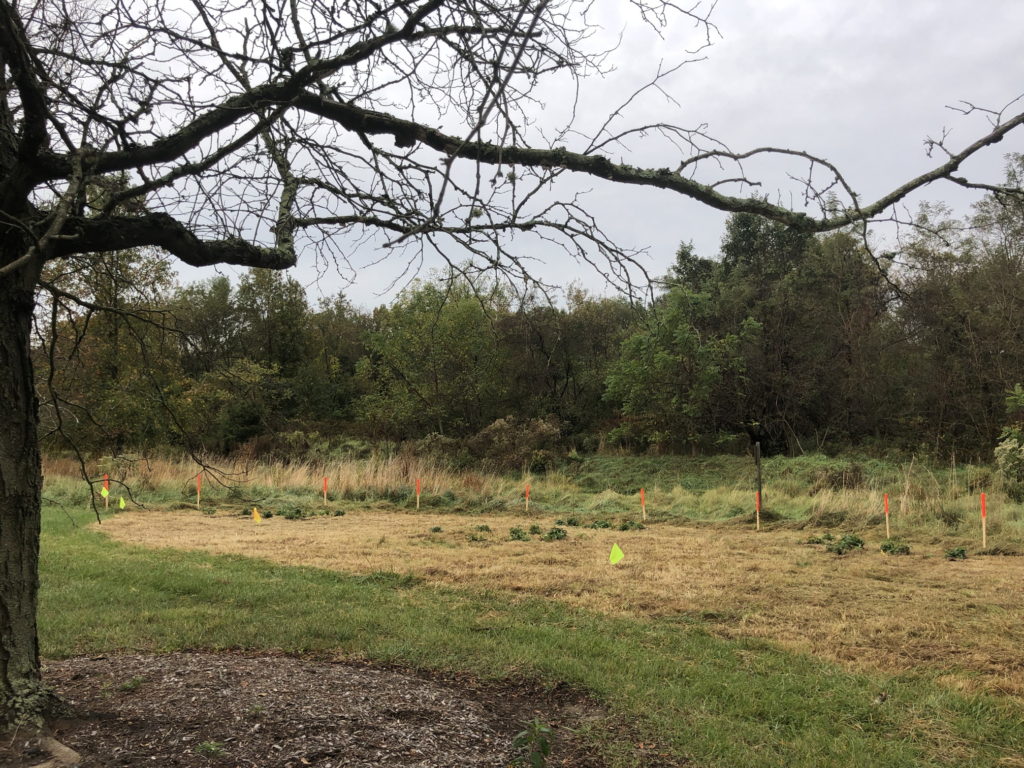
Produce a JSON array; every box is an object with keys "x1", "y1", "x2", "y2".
[{"x1": 99, "y1": 506, "x2": 1024, "y2": 699}]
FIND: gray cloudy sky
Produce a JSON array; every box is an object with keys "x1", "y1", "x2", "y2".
[{"x1": 187, "y1": 0, "x2": 1024, "y2": 306}]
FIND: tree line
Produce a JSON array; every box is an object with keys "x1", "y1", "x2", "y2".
[{"x1": 36, "y1": 158, "x2": 1024, "y2": 463}]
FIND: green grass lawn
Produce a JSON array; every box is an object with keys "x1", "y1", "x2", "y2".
[{"x1": 39, "y1": 502, "x2": 1024, "y2": 767}]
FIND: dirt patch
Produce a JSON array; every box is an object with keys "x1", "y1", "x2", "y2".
[
  {"x1": 1, "y1": 652, "x2": 628, "y2": 768},
  {"x1": 99, "y1": 509, "x2": 1024, "y2": 698}
]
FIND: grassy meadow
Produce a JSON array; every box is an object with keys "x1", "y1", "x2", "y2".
[{"x1": 39, "y1": 452, "x2": 1024, "y2": 767}]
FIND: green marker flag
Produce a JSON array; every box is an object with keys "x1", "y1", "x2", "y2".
[
  {"x1": 99, "y1": 487, "x2": 109, "y2": 499},
  {"x1": 119, "y1": 496, "x2": 126, "y2": 510},
  {"x1": 609, "y1": 543, "x2": 624, "y2": 564}
]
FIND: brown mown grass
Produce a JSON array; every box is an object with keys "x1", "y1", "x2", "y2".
[{"x1": 97, "y1": 505, "x2": 1024, "y2": 699}]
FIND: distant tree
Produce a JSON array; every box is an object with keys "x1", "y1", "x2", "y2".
[
  {"x1": 357, "y1": 277, "x2": 509, "y2": 437},
  {"x1": 172, "y1": 276, "x2": 241, "y2": 377},
  {"x1": 605, "y1": 275, "x2": 753, "y2": 452},
  {"x1": 235, "y1": 269, "x2": 310, "y2": 378}
]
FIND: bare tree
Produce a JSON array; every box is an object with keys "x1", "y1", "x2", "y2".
[{"x1": 1, "y1": 0, "x2": 1022, "y2": 729}]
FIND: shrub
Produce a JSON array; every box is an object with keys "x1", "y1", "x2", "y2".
[
  {"x1": 542, "y1": 527, "x2": 567, "y2": 541},
  {"x1": 618, "y1": 520, "x2": 645, "y2": 531},
  {"x1": 528, "y1": 524, "x2": 543, "y2": 535},
  {"x1": 587, "y1": 519, "x2": 611, "y2": 529},
  {"x1": 466, "y1": 415, "x2": 562, "y2": 473},
  {"x1": 880, "y1": 539, "x2": 911, "y2": 555},
  {"x1": 945, "y1": 546, "x2": 967, "y2": 561},
  {"x1": 429, "y1": 526, "x2": 443, "y2": 533},
  {"x1": 825, "y1": 534, "x2": 864, "y2": 555},
  {"x1": 509, "y1": 527, "x2": 530, "y2": 541}
]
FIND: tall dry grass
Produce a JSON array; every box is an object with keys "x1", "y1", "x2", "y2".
[{"x1": 43, "y1": 452, "x2": 521, "y2": 504}]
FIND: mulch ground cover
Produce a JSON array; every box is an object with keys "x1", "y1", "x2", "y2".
[{"x1": 2, "y1": 652, "x2": 674, "y2": 767}]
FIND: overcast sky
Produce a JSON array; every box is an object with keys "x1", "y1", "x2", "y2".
[{"x1": 183, "y1": 0, "x2": 1024, "y2": 308}]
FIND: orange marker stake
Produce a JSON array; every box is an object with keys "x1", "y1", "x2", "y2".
[
  {"x1": 416, "y1": 477, "x2": 421, "y2": 510},
  {"x1": 755, "y1": 490, "x2": 762, "y2": 532},
  {"x1": 981, "y1": 492, "x2": 987, "y2": 549},
  {"x1": 525, "y1": 484, "x2": 531, "y2": 513},
  {"x1": 103, "y1": 474, "x2": 110, "y2": 510},
  {"x1": 196, "y1": 471, "x2": 202, "y2": 506},
  {"x1": 640, "y1": 487, "x2": 646, "y2": 522},
  {"x1": 884, "y1": 493, "x2": 890, "y2": 539},
  {"x1": 323, "y1": 476, "x2": 328, "y2": 506}
]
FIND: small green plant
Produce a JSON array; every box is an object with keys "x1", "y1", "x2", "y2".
[
  {"x1": 945, "y1": 546, "x2": 968, "y2": 561},
  {"x1": 542, "y1": 527, "x2": 567, "y2": 541},
  {"x1": 618, "y1": 520, "x2": 645, "y2": 531},
  {"x1": 512, "y1": 717, "x2": 553, "y2": 767},
  {"x1": 245, "y1": 705, "x2": 265, "y2": 719},
  {"x1": 118, "y1": 676, "x2": 145, "y2": 691},
  {"x1": 468, "y1": 532, "x2": 487, "y2": 542},
  {"x1": 195, "y1": 741, "x2": 225, "y2": 757},
  {"x1": 280, "y1": 507, "x2": 304, "y2": 520},
  {"x1": 880, "y1": 539, "x2": 911, "y2": 556},
  {"x1": 825, "y1": 534, "x2": 864, "y2": 555},
  {"x1": 475, "y1": 524, "x2": 491, "y2": 532},
  {"x1": 331, "y1": 509, "x2": 346, "y2": 516},
  {"x1": 430, "y1": 526, "x2": 443, "y2": 533},
  {"x1": 565, "y1": 516, "x2": 581, "y2": 526},
  {"x1": 587, "y1": 519, "x2": 611, "y2": 529},
  {"x1": 528, "y1": 524, "x2": 543, "y2": 535},
  {"x1": 509, "y1": 527, "x2": 530, "y2": 541}
]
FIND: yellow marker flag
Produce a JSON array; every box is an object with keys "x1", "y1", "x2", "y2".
[
  {"x1": 99, "y1": 486, "x2": 109, "y2": 499},
  {"x1": 118, "y1": 496, "x2": 126, "y2": 510},
  {"x1": 610, "y1": 543, "x2": 624, "y2": 564},
  {"x1": 253, "y1": 507, "x2": 262, "y2": 523}
]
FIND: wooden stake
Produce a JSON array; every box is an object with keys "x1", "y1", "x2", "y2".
[
  {"x1": 196, "y1": 471, "x2": 202, "y2": 506},
  {"x1": 416, "y1": 478, "x2": 421, "y2": 510},
  {"x1": 981, "y1": 492, "x2": 987, "y2": 549},
  {"x1": 323, "y1": 476, "x2": 328, "y2": 505},
  {"x1": 525, "y1": 483, "x2": 530, "y2": 513},
  {"x1": 103, "y1": 474, "x2": 109, "y2": 510},
  {"x1": 640, "y1": 487, "x2": 646, "y2": 522},
  {"x1": 754, "y1": 442, "x2": 763, "y2": 531},
  {"x1": 884, "y1": 493, "x2": 890, "y2": 539}
]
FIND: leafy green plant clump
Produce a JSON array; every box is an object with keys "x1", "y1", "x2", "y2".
[
  {"x1": 542, "y1": 527, "x2": 567, "y2": 541},
  {"x1": 528, "y1": 524, "x2": 543, "y2": 535},
  {"x1": 618, "y1": 520, "x2": 645, "y2": 531},
  {"x1": 945, "y1": 546, "x2": 968, "y2": 561},
  {"x1": 587, "y1": 519, "x2": 611, "y2": 529},
  {"x1": 512, "y1": 718, "x2": 553, "y2": 767},
  {"x1": 825, "y1": 534, "x2": 864, "y2": 555},
  {"x1": 509, "y1": 527, "x2": 531, "y2": 541},
  {"x1": 880, "y1": 539, "x2": 911, "y2": 556}
]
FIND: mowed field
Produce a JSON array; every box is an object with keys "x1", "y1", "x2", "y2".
[{"x1": 99, "y1": 506, "x2": 1024, "y2": 698}]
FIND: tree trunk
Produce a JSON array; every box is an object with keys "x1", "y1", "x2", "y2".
[{"x1": 0, "y1": 246, "x2": 47, "y2": 729}]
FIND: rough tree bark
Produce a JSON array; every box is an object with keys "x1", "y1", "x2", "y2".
[{"x1": 0, "y1": 239, "x2": 48, "y2": 726}]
